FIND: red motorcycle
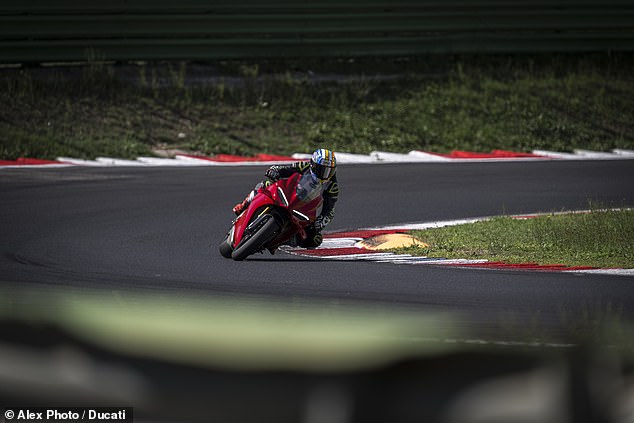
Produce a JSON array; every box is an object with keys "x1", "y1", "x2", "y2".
[{"x1": 219, "y1": 172, "x2": 323, "y2": 261}]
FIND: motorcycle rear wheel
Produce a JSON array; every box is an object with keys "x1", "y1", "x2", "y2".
[{"x1": 231, "y1": 215, "x2": 280, "y2": 261}]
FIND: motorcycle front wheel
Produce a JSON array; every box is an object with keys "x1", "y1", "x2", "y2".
[
  {"x1": 231, "y1": 215, "x2": 280, "y2": 261},
  {"x1": 218, "y1": 235, "x2": 233, "y2": 258}
]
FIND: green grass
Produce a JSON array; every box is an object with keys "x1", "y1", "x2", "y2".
[
  {"x1": 1, "y1": 54, "x2": 633, "y2": 160},
  {"x1": 400, "y1": 209, "x2": 634, "y2": 268}
]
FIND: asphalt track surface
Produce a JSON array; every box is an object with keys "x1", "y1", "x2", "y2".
[{"x1": 2, "y1": 160, "x2": 634, "y2": 340}]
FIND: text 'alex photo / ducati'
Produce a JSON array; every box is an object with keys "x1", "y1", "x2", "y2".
[{"x1": 219, "y1": 172, "x2": 323, "y2": 261}]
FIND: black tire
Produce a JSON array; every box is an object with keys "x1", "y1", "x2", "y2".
[
  {"x1": 218, "y1": 235, "x2": 233, "y2": 258},
  {"x1": 231, "y1": 215, "x2": 280, "y2": 261}
]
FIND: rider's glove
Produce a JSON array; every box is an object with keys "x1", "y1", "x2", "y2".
[
  {"x1": 313, "y1": 215, "x2": 331, "y2": 232},
  {"x1": 265, "y1": 165, "x2": 281, "y2": 181}
]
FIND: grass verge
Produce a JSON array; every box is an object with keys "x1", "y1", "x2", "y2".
[
  {"x1": 1, "y1": 54, "x2": 633, "y2": 160},
  {"x1": 398, "y1": 208, "x2": 634, "y2": 268}
]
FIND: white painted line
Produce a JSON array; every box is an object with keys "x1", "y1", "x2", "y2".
[
  {"x1": 56, "y1": 157, "x2": 108, "y2": 166},
  {"x1": 613, "y1": 149, "x2": 634, "y2": 156},
  {"x1": 412, "y1": 259, "x2": 489, "y2": 265},
  {"x1": 370, "y1": 151, "x2": 414, "y2": 162},
  {"x1": 369, "y1": 151, "x2": 434, "y2": 162},
  {"x1": 136, "y1": 157, "x2": 197, "y2": 166},
  {"x1": 96, "y1": 157, "x2": 148, "y2": 166},
  {"x1": 325, "y1": 253, "x2": 396, "y2": 260},
  {"x1": 359, "y1": 253, "x2": 402, "y2": 260},
  {"x1": 573, "y1": 149, "x2": 623, "y2": 159},
  {"x1": 173, "y1": 155, "x2": 219, "y2": 165},
  {"x1": 321, "y1": 238, "x2": 361, "y2": 248},
  {"x1": 564, "y1": 268, "x2": 634, "y2": 276},
  {"x1": 450, "y1": 157, "x2": 552, "y2": 163},
  {"x1": 0, "y1": 163, "x2": 74, "y2": 169},
  {"x1": 407, "y1": 151, "x2": 453, "y2": 162},
  {"x1": 375, "y1": 256, "x2": 445, "y2": 264},
  {"x1": 373, "y1": 254, "x2": 416, "y2": 262}
]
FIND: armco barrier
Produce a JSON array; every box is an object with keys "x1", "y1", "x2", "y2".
[{"x1": 1, "y1": 0, "x2": 633, "y2": 63}]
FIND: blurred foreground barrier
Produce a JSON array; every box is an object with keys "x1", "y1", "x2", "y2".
[{"x1": 1, "y1": 0, "x2": 633, "y2": 63}]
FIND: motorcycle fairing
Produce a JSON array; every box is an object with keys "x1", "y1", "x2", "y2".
[{"x1": 231, "y1": 173, "x2": 324, "y2": 251}]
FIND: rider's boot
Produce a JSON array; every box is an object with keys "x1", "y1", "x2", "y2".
[
  {"x1": 232, "y1": 197, "x2": 250, "y2": 215},
  {"x1": 233, "y1": 188, "x2": 258, "y2": 215},
  {"x1": 284, "y1": 234, "x2": 299, "y2": 248}
]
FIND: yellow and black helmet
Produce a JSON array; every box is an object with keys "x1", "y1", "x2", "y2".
[{"x1": 310, "y1": 148, "x2": 336, "y2": 181}]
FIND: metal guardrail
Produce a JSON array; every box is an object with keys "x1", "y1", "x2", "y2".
[{"x1": 1, "y1": 1, "x2": 633, "y2": 63}]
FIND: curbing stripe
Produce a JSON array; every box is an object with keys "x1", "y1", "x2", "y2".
[
  {"x1": 0, "y1": 158, "x2": 62, "y2": 166},
  {"x1": 3, "y1": 148, "x2": 634, "y2": 169}
]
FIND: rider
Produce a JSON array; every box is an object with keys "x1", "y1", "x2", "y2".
[{"x1": 232, "y1": 148, "x2": 339, "y2": 249}]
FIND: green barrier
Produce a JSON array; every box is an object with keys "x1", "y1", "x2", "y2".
[
  {"x1": 1, "y1": 0, "x2": 633, "y2": 63},
  {"x1": 2, "y1": 12, "x2": 633, "y2": 38}
]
